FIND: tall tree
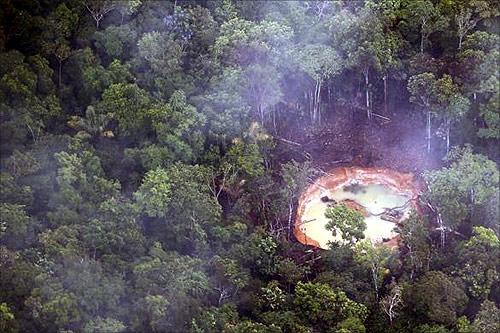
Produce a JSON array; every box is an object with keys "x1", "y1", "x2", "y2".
[
  {"x1": 423, "y1": 146, "x2": 499, "y2": 240},
  {"x1": 433, "y1": 74, "x2": 470, "y2": 153},
  {"x1": 407, "y1": 72, "x2": 437, "y2": 153},
  {"x1": 354, "y1": 241, "x2": 392, "y2": 300},
  {"x1": 405, "y1": 271, "x2": 468, "y2": 326},
  {"x1": 41, "y1": 4, "x2": 78, "y2": 87},
  {"x1": 83, "y1": 0, "x2": 116, "y2": 29},
  {"x1": 404, "y1": 0, "x2": 449, "y2": 53},
  {"x1": 294, "y1": 44, "x2": 341, "y2": 123}
]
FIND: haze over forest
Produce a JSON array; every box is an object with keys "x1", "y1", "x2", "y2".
[{"x1": 0, "y1": 1, "x2": 499, "y2": 332}]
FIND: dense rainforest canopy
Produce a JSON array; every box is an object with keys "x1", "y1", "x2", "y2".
[{"x1": 0, "y1": 1, "x2": 499, "y2": 332}]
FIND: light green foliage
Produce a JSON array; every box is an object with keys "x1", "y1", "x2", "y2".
[
  {"x1": 133, "y1": 242, "x2": 209, "y2": 297},
  {"x1": 40, "y1": 4, "x2": 78, "y2": 71},
  {"x1": 456, "y1": 316, "x2": 473, "y2": 333},
  {"x1": 423, "y1": 146, "x2": 499, "y2": 228},
  {"x1": 345, "y1": 7, "x2": 391, "y2": 73},
  {"x1": 224, "y1": 139, "x2": 264, "y2": 180},
  {"x1": 137, "y1": 294, "x2": 170, "y2": 332},
  {"x1": 26, "y1": 258, "x2": 125, "y2": 331},
  {"x1": 281, "y1": 160, "x2": 313, "y2": 199},
  {"x1": 408, "y1": 72, "x2": 469, "y2": 127},
  {"x1": 39, "y1": 225, "x2": 83, "y2": 259},
  {"x1": 83, "y1": 317, "x2": 126, "y2": 333},
  {"x1": 432, "y1": 74, "x2": 470, "y2": 150},
  {"x1": 98, "y1": 83, "x2": 151, "y2": 135},
  {"x1": 325, "y1": 205, "x2": 366, "y2": 245},
  {"x1": 0, "y1": 173, "x2": 33, "y2": 206},
  {"x1": 131, "y1": 243, "x2": 209, "y2": 330},
  {"x1": 414, "y1": 324, "x2": 450, "y2": 333},
  {"x1": 94, "y1": 24, "x2": 138, "y2": 59},
  {"x1": 93, "y1": 197, "x2": 145, "y2": 255},
  {"x1": 214, "y1": 17, "x2": 293, "y2": 66},
  {"x1": 124, "y1": 144, "x2": 173, "y2": 170},
  {"x1": 202, "y1": 67, "x2": 252, "y2": 139},
  {"x1": 210, "y1": 255, "x2": 250, "y2": 301},
  {"x1": 53, "y1": 150, "x2": 121, "y2": 211},
  {"x1": 459, "y1": 32, "x2": 499, "y2": 96},
  {"x1": 115, "y1": 0, "x2": 141, "y2": 23},
  {"x1": 336, "y1": 316, "x2": 366, "y2": 333},
  {"x1": 408, "y1": 72, "x2": 437, "y2": 112},
  {"x1": 405, "y1": 271, "x2": 468, "y2": 326},
  {"x1": 259, "y1": 310, "x2": 312, "y2": 333},
  {"x1": 229, "y1": 231, "x2": 279, "y2": 276},
  {"x1": 455, "y1": 227, "x2": 499, "y2": 299},
  {"x1": 0, "y1": 51, "x2": 61, "y2": 142},
  {"x1": 74, "y1": 48, "x2": 133, "y2": 102},
  {"x1": 224, "y1": 320, "x2": 282, "y2": 333},
  {"x1": 242, "y1": 64, "x2": 282, "y2": 121},
  {"x1": 137, "y1": 31, "x2": 183, "y2": 78},
  {"x1": 4, "y1": 149, "x2": 40, "y2": 179},
  {"x1": 458, "y1": 31, "x2": 499, "y2": 138},
  {"x1": 478, "y1": 92, "x2": 499, "y2": 139},
  {"x1": 294, "y1": 282, "x2": 368, "y2": 328},
  {"x1": 148, "y1": 90, "x2": 205, "y2": 163},
  {"x1": 69, "y1": 106, "x2": 111, "y2": 138},
  {"x1": 465, "y1": 226, "x2": 500, "y2": 247},
  {"x1": 191, "y1": 304, "x2": 239, "y2": 333},
  {"x1": 133, "y1": 167, "x2": 171, "y2": 217},
  {"x1": 403, "y1": 0, "x2": 449, "y2": 53},
  {"x1": 161, "y1": 163, "x2": 221, "y2": 250},
  {"x1": 396, "y1": 212, "x2": 431, "y2": 279},
  {"x1": 0, "y1": 203, "x2": 31, "y2": 246},
  {"x1": 0, "y1": 302, "x2": 16, "y2": 333},
  {"x1": 472, "y1": 300, "x2": 500, "y2": 333},
  {"x1": 260, "y1": 281, "x2": 285, "y2": 310},
  {"x1": 295, "y1": 44, "x2": 341, "y2": 82},
  {"x1": 354, "y1": 241, "x2": 392, "y2": 299},
  {"x1": 434, "y1": 74, "x2": 469, "y2": 119},
  {"x1": 135, "y1": 163, "x2": 221, "y2": 252}
]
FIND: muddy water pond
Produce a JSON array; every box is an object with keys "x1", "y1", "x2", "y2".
[{"x1": 294, "y1": 167, "x2": 420, "y2": 249}]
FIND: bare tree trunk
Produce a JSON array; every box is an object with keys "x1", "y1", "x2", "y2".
[
  {"x1": 371, "y1": 264, "x2": 379, "y2": 300},
  {"x1": 316, "y1": 81, "x2": 321, "y2": 124},
  {"x1": 312, "y1": 80, "x2": 321, "y2": 124},
  {"x1": 420, "y1": 18, "x2": 426, "y2": 53},
  {"x1": 287, "y1": 197, "x2": 293, "y2": 240},
  {"x1": 273, "y1": 107, "x2": 277, "y2": 134},
  {"x1": 445, "y1": 119, "x2": 450, "y2": 154},
  {"x1": 364, "y1": 69, "x2": 371, "y2": 120},
  {"x1": 58, "y1": 59, "x2": 62, "y2": 87},
  {"x1": 383, "y1": 75, "x2": 388, "y2": 115},
  {"x1": 309, "y1": 91, "x2": 314, "y2": 123},
  {"x1": 426, "y1": 110, "x2": 431, "y2": 153},
  {"x1": 26, "y1": 123, "x2": 37, "y2": 143},
  {"x1": 420, "y1": 32, "x2": 424, "y2": 53}
]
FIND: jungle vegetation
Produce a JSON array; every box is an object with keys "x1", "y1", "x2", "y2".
[{"x1": 0, "y1": 1, "x2": 499, "y2": 332}]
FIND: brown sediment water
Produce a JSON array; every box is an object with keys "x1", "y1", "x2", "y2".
[{"x1": 294, "y1": 167, "x2": 421, "y2": 249}]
